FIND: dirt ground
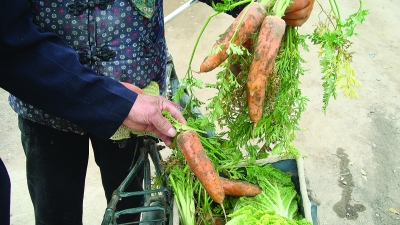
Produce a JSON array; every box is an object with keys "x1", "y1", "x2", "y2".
[{"x1": 1, "y1": 0, "x2": 400, "y2": 224}]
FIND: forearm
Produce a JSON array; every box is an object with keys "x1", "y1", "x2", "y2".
[
  {"x1": 2, "y1": 50, "x2": 137, "y2": 139},
  {"x1": 198, "y1": 0, "x2": 315, "y2": 26}
]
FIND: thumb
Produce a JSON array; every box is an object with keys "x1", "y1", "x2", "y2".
[{"x1": 152, "y1": 115, "x2": 177, "y2": 137}]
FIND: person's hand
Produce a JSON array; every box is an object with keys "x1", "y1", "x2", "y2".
[
  {"x1": 283, "y1": 0, "x2": 315, "y2": 27},
  {"x1": 120, "y1": 82, "x2": 144, "y2": 94},
  {"x1": 122, "y1": 94, "x2": 187, "y2": 146}
]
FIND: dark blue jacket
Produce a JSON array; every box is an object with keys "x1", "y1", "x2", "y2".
[
  {"x1": 0, "y1": 0, "x2": 137, "y2": 139},
  {"x1": 7, "y1": 0, "x2": 169, "y2": 135}
]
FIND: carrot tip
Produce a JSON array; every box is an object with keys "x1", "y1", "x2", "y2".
[
  {"x1": 251, "y1": 122, "x2": 258, "y2": 139},
  {"x1": 192, "y1": 70, "x2": 202, "y2": 74}
]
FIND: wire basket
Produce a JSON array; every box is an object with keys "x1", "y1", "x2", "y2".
[{"x1": 101, "y1": 138, "x2": 175, "y2": 225}]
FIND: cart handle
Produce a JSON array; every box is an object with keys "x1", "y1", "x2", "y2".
[{"x1": 164, "y1": 0, "x2": 199, "y2": 24}]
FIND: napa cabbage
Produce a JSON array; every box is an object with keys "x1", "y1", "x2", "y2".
[
  {"x1": 226, "y1": 205, "x2": 312, "y2": 225},
  {"x1": 226, "y1": 164, "x2": 312, "y2": 225}
]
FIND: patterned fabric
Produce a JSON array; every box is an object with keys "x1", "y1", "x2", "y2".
[
  {"x1": 131, "y1": 0, "x2": 156, "y2": 18},
  {"x1": 9, "y1": 0, "x2": 167, "y2": 135}
]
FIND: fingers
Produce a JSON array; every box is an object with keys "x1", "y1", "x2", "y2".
[
  {"x1": 144, "y1": 98, "x2": 183, "y2": 146},
  {"x1": 153, "y1": 129, "x2": 173, "y2": 146},
  {"x1": 150, "y1": 97, "x2": 188, "y2": 136},
  {"x1": 285, "y1": 0, "x2": 309, "y2": 14},
  {"x1": 153, "y1": 115, "x2": 177, "y2": 137},
  {"x1": 122, "y1": 94, "x2": 187, "y2": 146},
  {"x1": 134, "y1": 95, "x2": 179, "y2": 137},
  {"x1": 161, "y1": 100, "x2": 187, "y2": 125},
  {"x1": 283, "y1": 0, "x2": 315, "y2": 27},
  {"x1": 129, "y1": 122, "x2": 173, "y2": 146},
  {"x1": 283, "y1": 16, "x2": 310, "y2": 27}
]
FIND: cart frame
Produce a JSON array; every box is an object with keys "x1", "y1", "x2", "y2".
[{"x1": 101, "y1": 3, "x2": 200, "y2": 224}]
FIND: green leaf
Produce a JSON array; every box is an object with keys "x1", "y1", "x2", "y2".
[{"x1": 162, "y1": 110, "x2": 206, "y2": 134}]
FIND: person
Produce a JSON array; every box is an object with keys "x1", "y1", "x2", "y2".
[
  {"x1": 1, "y1": 1, "x2": 186, "y2": 224},
  {"x1": 1, "y1": 0, "x2": 315, "y2": 224},
  {"x1": 0, "y1": 159, "x2": 11, "y2": 225}
]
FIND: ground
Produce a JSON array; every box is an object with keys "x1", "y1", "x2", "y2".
[{"x1": 1, "y1": 0, "x2": 399, "y2": 224}]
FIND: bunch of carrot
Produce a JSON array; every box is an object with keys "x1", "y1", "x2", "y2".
[
  {"x1": 200, "y1": 1, "x2": 288, "y2": 135},
  {"x1": 177, "y1": 130, "x2": 262, "y2": 205},
  {"x1": 163, "y1": 110, "x2": 263, "y2": 222},
  {"x1": 165, "y1": 0, "x2": 368, "y2": 223},
  {"x1": 171, "y1": 0, "x2": 296, "y2": 222}
]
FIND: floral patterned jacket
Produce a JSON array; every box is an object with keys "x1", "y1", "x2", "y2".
[{"x1": 9, "y1": 0, "x2": 168, "y2": 134}]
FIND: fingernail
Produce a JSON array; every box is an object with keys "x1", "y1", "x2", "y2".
[{"x1": 167, "y1": 128, "x2": 177, "y2": 137}]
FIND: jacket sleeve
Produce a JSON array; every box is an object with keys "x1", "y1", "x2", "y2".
[
  {"x1": 198, "y1": 0, "x2": 247, "y2": 17},
  {"x1": 0, "y1": 0, "x2": 138, "y2": 140}
]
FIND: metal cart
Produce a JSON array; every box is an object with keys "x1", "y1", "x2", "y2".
[{"x1": 101, "y1": 2, "x2": 200, "y2": 224}]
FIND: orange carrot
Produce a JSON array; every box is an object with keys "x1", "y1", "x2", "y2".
[
  {"x1": 220, "y1": 177, "x2": 262, "y2": 197},
  {"x1": 177, "y1": 130, "x2": 225, "y2": 204},
  {"x1": 247, "y1": 84, "x2": 266, "y2": 124},
  {"x1": 246, "y1": 16, "x2": 286, "y2": 96},
  {"x1": 200, "y1": 2, "x2": 267, "y2": 73}
]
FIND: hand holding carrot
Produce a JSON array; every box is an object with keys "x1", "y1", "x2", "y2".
[
  {"x1": 283, "y1": 0, "x2": 315, "y2": 27},
  {"x1": 199, "y1": 2, "x2": 267, "y2": 73},
  {"x1": 122, "y1": 94, "x2": 187, "y2": 146}
]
